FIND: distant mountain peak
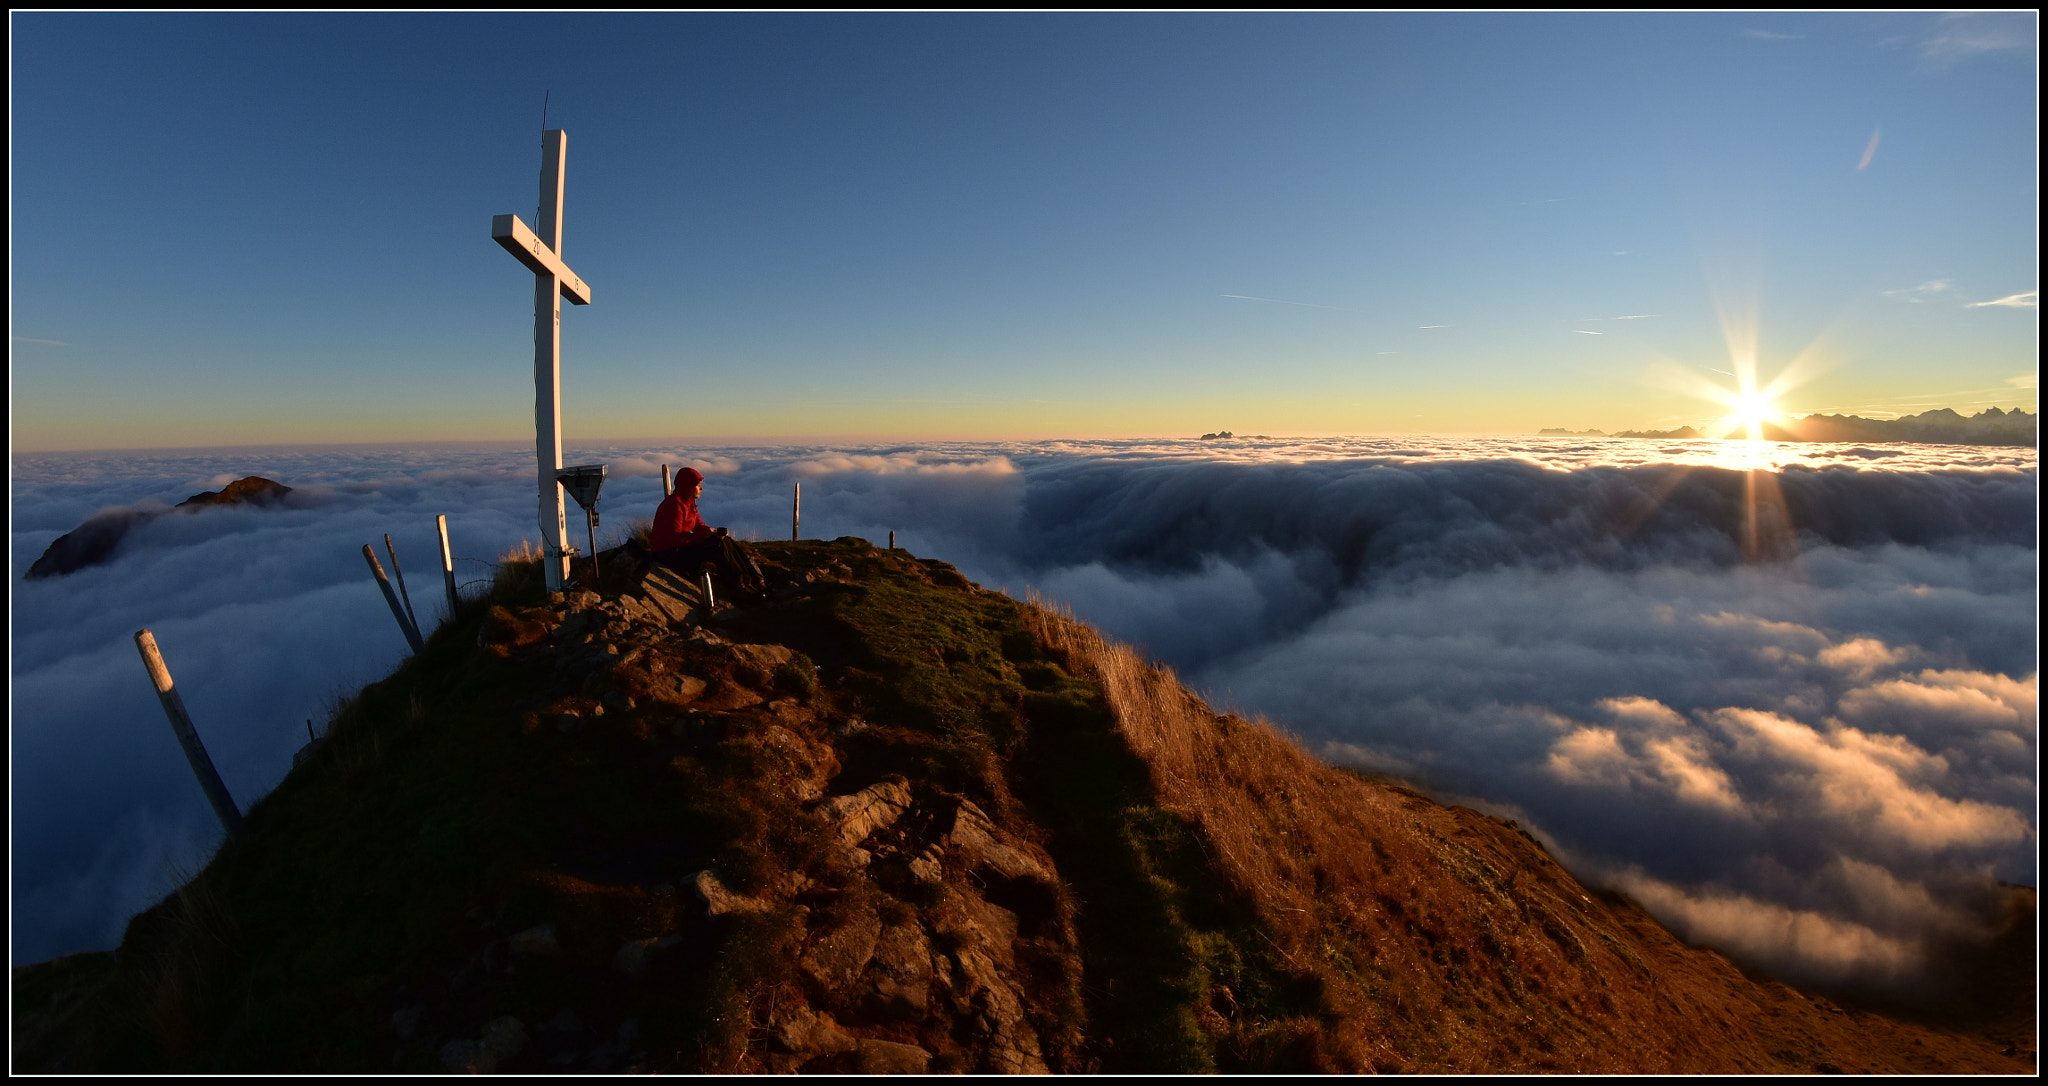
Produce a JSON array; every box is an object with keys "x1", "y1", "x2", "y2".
[{"x1": 26, "y1": 475, "x2": 293, "y2": 579}]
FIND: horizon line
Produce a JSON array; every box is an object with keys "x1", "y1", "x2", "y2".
[{"x1": 12, "y1": 406, "x2": 2034, "y2": 457}]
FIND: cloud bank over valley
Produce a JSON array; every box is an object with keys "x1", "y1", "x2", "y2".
[{"x1": 11, "y1": 436, "x2": 2036, "y2": 1003}]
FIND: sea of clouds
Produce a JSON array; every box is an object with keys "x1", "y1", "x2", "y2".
[{"x1": 10, "y1": 435, "x2": 2037, "y2": 1002}]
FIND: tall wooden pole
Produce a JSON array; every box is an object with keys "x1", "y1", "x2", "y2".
[
  {"x1": 134, "y1": 630, "x2": 249, "y2": 844},
  {"x1": 384, "y1": 533, "x2": 419, "y2": 637},
  {"x1": 364, "y1": 545, "x2": 426, "y2": 654},
  {"x1": 661, "y1": 464, "x2": 673, "y2": 497},
  {"x1": 792, "y1": 482, "x2": 802, "y2": 541}
]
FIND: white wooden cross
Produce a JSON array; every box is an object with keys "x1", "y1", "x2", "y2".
[{"x1": 493, "y1": 128, "x2": 592, "y2": 592}]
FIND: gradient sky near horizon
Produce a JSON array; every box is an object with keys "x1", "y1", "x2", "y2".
[{"x1": 10, "y1": 12, "x2": 2038, "y2": 451}]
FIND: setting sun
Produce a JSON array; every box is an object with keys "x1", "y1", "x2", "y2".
[{"x1": 1725, "y1": 392, "x2": 1782, "y2": 438}]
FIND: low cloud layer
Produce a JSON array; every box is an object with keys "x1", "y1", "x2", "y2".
[{"x1": 11, "y1": 437, "x2": 2037, "y2": 1004}]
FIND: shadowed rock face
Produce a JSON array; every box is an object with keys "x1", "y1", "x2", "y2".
[{"x1": 25, "y1": 476, "x2": 292, "y2": 579}]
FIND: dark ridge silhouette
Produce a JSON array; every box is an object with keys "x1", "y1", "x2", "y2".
[
  {"x1": 25, "y1": 476, "x2": 292, "y2": 579},
  {"x1": 1597, "y1": 408, "x2": 2035, "y2": 446},
  {"x1": 1771, "y1": 406, "x2": 2035, "y2": 446}
]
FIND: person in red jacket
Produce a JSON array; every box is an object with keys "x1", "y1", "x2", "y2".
[{"x1": 650, "y1": 467, "x2": 766, "y2": 599}]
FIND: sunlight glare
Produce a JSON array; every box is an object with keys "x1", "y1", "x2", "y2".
[{"x1": 1724, "y1": 391, "x2": 1781, "y2": 441}]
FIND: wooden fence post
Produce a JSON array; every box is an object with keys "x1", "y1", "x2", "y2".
[
  {"x1": 437, "y1": 514, "x2": 459, "y2": 617},
  {"x1": 792, "y1": 482, "x2": 801, "y2": 541},
  {"x1": 384, "y1": 534, "x2": 420, "y2": 637},
  {"x1": 888, "y1": 530, "x2": 895, "y2": 550},
  {"x1": 363, "y1": 544, "x2": 426, "y2": 654},
  {"x1": 134, "y1": 629, "x2": 249, "y2": 843}
]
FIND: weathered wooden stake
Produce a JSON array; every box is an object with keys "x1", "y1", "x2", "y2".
[
  {"x1": 363, "y1": 544, "x2": 426, "y2": 654},
  {"x1": 792, "y1": 482, "x2": 802, "y2": 541},
  {"x1": 384, "y1": 534, "x2": 420, "y2": 637},
  {"x1": 661, "y1": 464, "x2": 673, "y2": 497},
  {"x1": 700, "y1": 570, "x2": 716, "y2": 612},
  {"x1": 437, "y1": 514, "x2": 459, "y2": 617},
  {"x1": 134, "y1": 629, "x2": 249, "y2": 844},
  {"x1": 889, "y1": 530, "x2": 896, "y2": 550}
]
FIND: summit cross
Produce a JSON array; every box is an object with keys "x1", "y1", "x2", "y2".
[{"x1": 493, "y1": 128, "x2": 593, "y2": 592}]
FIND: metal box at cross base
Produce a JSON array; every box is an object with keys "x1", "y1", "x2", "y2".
[
  {"x1": 558, "y1": 464, "x2": 607, "y2": 526},
  {"x1": 557, "y1": 464, "x2": 607, "y2": 584}
]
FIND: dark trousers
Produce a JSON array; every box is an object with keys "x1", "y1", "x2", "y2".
[{"x1": 654, "y1": 536, "x2": 764, "y2": 594}]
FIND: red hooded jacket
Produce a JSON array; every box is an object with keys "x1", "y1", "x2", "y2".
[{"x1": 651, "y1": 468, "x2": 712, "y2": 550}]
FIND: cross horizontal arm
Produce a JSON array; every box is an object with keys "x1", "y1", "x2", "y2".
[{"x1": 491, "y1": 214, "x2": 592, "y2": 305}]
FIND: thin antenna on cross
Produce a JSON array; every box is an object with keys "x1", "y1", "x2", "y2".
[{"x1": 538, "y1": 90, "x2": 552, "y2": 226}]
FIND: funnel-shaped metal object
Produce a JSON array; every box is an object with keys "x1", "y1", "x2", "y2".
[{"x1": 557, "y1": 464, "x2": 607, "y2": 513}]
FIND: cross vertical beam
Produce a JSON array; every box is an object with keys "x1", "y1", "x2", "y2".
[
  {"x1": 533, "y1": 128, "x2": 569, "y2": 590},
  {"x1": 494, "y1": 128, "x2": 592, "y2": 592}
]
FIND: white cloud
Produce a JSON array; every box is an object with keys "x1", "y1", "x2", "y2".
[
  {"x1": 1544, "y1": 701, "x2": 1745, "y2": 814},
  {"x1": 1546, "y1": 727, "x2": 1633, "y2": 786},
  {"x1": 1882, "y1": 278, "x2": 1953, "y2": 302},
  {"x1": 1968, "y1": 290, "x2": 2037, "y2": 309},
  {"x1": 1706, "y1": 706, "x2": 2026, "y2": 852},
  {"x1": 1645, "y1": 734, "x2": 1745, "y2": 811},
  {"x1": 1818, "y1": 637, "x2": 1903, "y2": 680},
  {"x1": 1618, "y1": 872, "x2": 1922, "y2": 983},
  {"x1": 1919, "y1": 12, "x2": 2036, "y2": 68}
]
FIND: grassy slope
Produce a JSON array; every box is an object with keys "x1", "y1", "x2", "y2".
[
  {"x1": 11, "y1": 538, "x2": 2034, "y2": 1073},
  {"x1": 1030, "y1": 608, "x2": 2036, "y2": 1072}
]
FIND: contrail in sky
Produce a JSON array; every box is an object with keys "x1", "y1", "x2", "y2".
[
  {"x1": 1858, "y1": 128, "x2": 1880, "y2": 170},
  {"x1": 1220, "y1": 294, "x2": 1360, "y2": 313}
]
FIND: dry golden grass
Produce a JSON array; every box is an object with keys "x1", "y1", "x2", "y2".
[{"x1": 1022, "y1": 596, "x2": 2032, "y2": 1074}]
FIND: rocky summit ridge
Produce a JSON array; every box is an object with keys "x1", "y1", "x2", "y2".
[{"x1": 10, "y1": 537, "x2": 2033, "y2": 1073}]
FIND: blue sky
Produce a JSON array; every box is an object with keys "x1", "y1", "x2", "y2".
[{"x1": 10, "y1": 12, "x2": 2038, "y2": 450}]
